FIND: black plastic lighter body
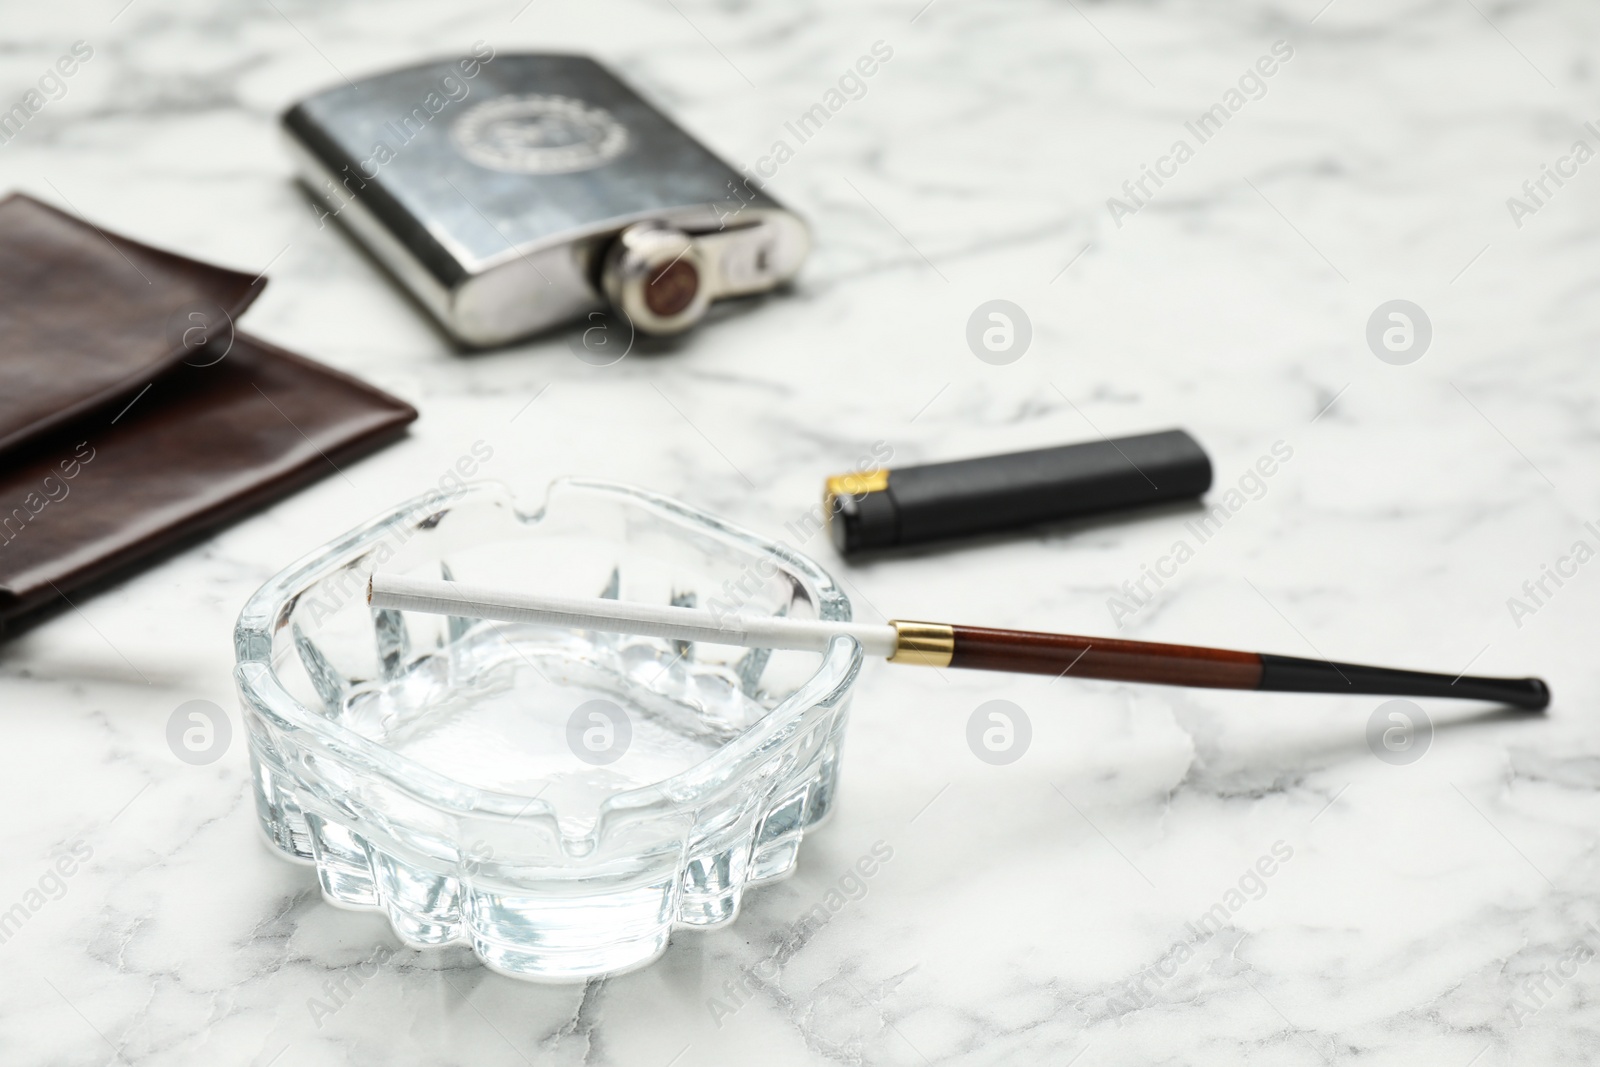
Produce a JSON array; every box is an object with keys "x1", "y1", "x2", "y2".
[{"x1": 827, "y1": 429, "x2": 1212, "y2": 555}]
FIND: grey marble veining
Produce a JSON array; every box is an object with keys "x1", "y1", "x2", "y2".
[{"x1": 2, "y1": 0, "x2": 1599, "y2": 1063}]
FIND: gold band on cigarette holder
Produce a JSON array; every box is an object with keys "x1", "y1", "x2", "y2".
[{"x1": 887, "y1": 620, "x2": 954, "y2": 667}]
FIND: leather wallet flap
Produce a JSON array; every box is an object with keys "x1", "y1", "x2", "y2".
[
  {"x1": 0, "y1": 192, "x2": 264, "y2": 455},
  {"x1": 0, "y1": 331, "x2": 416, "y2": 618}
]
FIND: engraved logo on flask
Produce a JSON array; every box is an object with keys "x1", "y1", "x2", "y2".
[{"x1": 451, "y1": 94, "x2": 629, "y2": 174}]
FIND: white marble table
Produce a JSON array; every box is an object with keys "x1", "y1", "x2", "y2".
[{"x1": 3, "y1": 0, "x2": 1598, "y2": 1063}]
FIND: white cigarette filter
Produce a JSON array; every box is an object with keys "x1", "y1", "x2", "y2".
[{"x1": 367, "y1": 573, "x2": 900, "y2": 658}]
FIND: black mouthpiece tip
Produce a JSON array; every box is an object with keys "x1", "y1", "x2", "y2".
[{"x1": 1520, "y1": 677, "x2": 1552, "y2": 712}]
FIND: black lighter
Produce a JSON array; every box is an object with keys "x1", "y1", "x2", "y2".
[{"x1": 826, "y1": 430, "x2": 1213, "y2": 555}]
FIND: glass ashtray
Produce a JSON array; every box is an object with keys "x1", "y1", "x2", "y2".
[{"x1": 234, "y1": 479, "x2": 861, "y2": 980}]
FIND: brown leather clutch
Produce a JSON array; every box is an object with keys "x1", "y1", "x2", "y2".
[{"x1": 0, "y1": 192, "x2": 417, "y2": 635}]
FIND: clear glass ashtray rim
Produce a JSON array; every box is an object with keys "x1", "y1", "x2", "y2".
[{"x1": 232, "y1": 477, "x2": 864, "y2": 822}]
